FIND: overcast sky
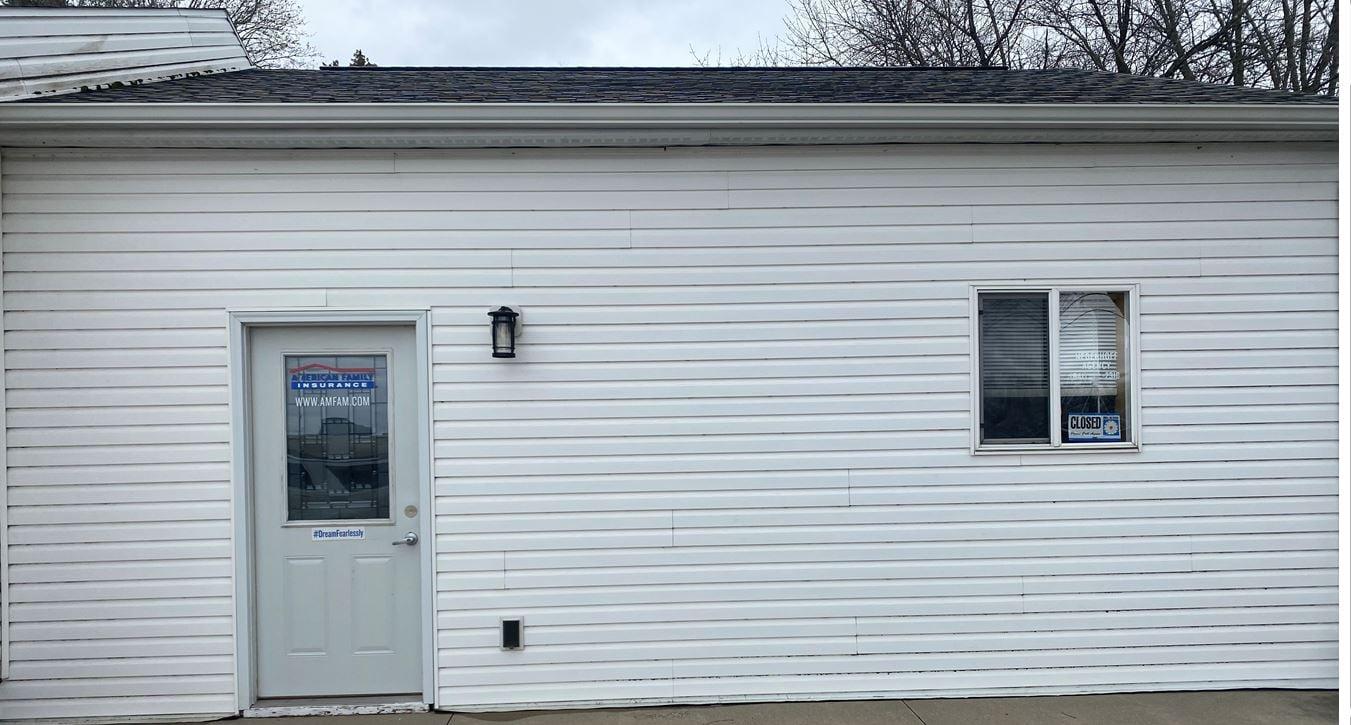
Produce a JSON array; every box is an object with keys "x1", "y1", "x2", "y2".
[{"x1": 297, "y1": 0, "x2": 790, "y2": 67}]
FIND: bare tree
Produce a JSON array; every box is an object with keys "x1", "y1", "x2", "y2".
[
  {"x1": 727, "y1": 0, "x2": 1040, "y2": 67},
  {"x1": 1035, "y1": 0, "x2": 1156, "y2": 74},
  {"x1": 2, "y1": 0, "x2": 317, "y2": 68},
  {"x1": 1240, "y1": 0, "x2": 1338, "y2": 93},
  {"x1": 716, "y1": 0, "x2": 1336, "y2": 94}
]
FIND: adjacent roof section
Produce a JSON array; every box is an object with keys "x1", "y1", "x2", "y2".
[
  {"x1": 0, "y1": 6, "x2": 250, "y2": 102},
  {"x1": 25, "y1": 66, "x2": 1334, "y2": 105}
]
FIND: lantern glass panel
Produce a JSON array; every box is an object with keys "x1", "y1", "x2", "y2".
[{"x1": 493, "y1": 319, "x2": 513, "y2": 353}]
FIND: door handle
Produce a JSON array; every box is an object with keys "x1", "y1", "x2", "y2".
[{"x1": 392, "y1": 532, "x2": 419, "y2": 546}]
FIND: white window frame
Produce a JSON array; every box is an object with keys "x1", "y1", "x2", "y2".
[{"x1": 970, "y1": 283, "x2": 1142, "y2": 454}]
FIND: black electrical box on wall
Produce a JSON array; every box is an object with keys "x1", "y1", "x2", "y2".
[{"x1": 501, "y1": 617, "x2": 523, "y2": 650}]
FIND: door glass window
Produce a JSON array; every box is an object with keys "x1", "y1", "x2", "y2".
[{"x1": 285, "y1": 354, "x2": 390, "y2": 521}]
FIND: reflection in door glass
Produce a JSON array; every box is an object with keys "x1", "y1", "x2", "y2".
[{"x1": 285, "y1": 355, "x2": 390, "y2": 521}]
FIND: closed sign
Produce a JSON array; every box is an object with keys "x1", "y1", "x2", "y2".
[{"x1": 1067, "y1": 414, "x2": 1121, "y2": 442}]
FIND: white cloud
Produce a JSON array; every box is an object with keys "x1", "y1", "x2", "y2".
[{"x1": 298, "y1": 0, "x2": 788, "y2": 67}]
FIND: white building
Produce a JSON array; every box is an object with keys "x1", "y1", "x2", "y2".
[{"x1": 0, "y1": 7, "x2": 1338, "y2": 722}]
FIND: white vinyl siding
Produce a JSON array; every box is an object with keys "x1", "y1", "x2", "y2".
[
  {"x1": 0, "y1": 141, "x2": 1337, "y2": 719},
  {"x1": 0, "y1": 7, "x2": 249, "y2": 102}
]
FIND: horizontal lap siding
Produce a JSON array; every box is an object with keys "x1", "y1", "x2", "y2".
[
  {"x1": 0, "y1": 8, "x2": 249, "y2": 102},
  {"x1": 0, "y1": 142, "x2": 1337, "y2": 718}
]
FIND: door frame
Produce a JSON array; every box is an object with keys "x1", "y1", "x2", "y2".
[{"x1": 227, "y1": 309, "x2": 435, "y2": 711}]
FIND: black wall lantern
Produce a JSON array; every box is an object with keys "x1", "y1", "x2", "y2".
[{"x1": 488, "y1": 306, "x2": 520, "y2": 358}]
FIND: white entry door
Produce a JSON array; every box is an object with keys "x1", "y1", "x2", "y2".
[{"x1": 249, "y1": 325, "x2": 422, "y2": 699}]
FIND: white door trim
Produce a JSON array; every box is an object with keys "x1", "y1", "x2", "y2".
[{"x1": 227, "y1": 309, "x2": 435, "y2": 711}]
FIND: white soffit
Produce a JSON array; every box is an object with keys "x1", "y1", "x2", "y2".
[{"x1": 0, "y1": 7, "x2": 251, "y2": 102}]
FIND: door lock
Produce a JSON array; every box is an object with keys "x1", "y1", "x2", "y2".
[{"x1": 392, "y1": 532, "x2": 419, "y2": 546}]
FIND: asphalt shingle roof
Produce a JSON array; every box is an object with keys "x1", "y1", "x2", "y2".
[{"x1": 25, "y1": 66, "x2": 1334, "y2": 104}]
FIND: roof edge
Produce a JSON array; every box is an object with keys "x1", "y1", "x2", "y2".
[{"x1": 0, "y1": 102, "x2": 1334, "y2": 147}]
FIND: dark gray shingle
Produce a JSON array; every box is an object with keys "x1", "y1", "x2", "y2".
[{"x1": 23, "y1": 66, "x2": 1334, "y2": 104}]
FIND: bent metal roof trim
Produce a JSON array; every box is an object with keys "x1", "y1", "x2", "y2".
[{"x1": 20, "y1": 66, "x2": 1335, "y2": 105}]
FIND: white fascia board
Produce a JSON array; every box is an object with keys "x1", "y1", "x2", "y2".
[
  {"x1": 0, "y1": 101, "x2": 1336, "y2": 127},
  {"x1": 0, "y1": 101, "x2": 1334, "y2": 147}
]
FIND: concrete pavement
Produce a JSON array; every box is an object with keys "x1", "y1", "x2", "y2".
[{"x1": 237, "y1": 690, "x2": 1336, "y2": 725}]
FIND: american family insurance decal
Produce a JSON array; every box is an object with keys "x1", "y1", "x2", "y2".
[
  {"x1": 289, "y1": 362, "x2": 378, "y2": 389},
  {"x1": 288, "y1": 362, "x2": 376, "y2": 407}
]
